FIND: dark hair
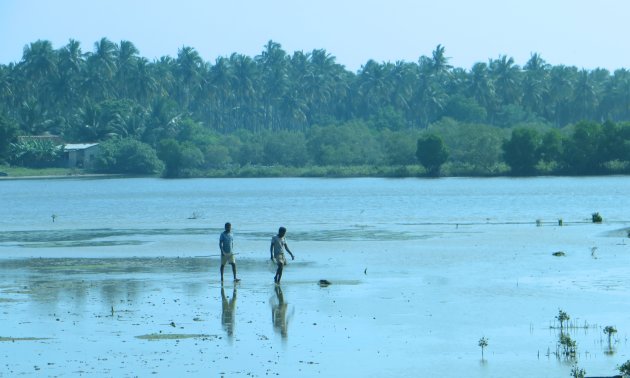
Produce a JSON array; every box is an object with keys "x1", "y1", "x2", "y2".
[
  {"x1": 225, "y1": 222, "x2": 231, "y2": 229},
  {"x1": 278, "y1": 226, "x2": 286, "y2": 235}
]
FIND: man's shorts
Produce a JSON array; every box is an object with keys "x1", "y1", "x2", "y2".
[
  {"x1": 274, "y1": 253, "x2": 286, "y2": 266},
  {"x1": 221, "y1": 253, "x2": 236, "y2": 265}
]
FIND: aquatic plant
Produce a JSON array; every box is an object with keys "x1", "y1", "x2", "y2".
[
  {"x1": 592, "y1": 212, "x2": 603, "y2": 223},
  {"x1": 618, "y1": 360, "x2": 630, "y2": 376},
  {"x1": 556, "y1": 309, "x2": 570, "y2": 329},
  {"x1": 604, "y1": 326, "x2": 617, "y2": 346},
  {"x1": 570, "y1": 364, "x2": 586, "y2": 378},
  {"x1": 559, "y1": 333, "x2": 577, "y2": 358},
  {"x1": 478, "y1": 337, "x2": 488, "y2": 359}
]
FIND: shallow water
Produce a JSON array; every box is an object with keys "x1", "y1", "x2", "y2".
[{"x1": 0, "y1": 176, "x2": 629, "y2": 377}]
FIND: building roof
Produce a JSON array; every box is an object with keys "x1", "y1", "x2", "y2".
[{"x1": 64, "y1": 143, "x2": 99, "y2": 151}]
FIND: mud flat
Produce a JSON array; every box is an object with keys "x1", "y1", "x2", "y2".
[{"x1": 1, "y1": 221, "x2": 629, "y2": 377}]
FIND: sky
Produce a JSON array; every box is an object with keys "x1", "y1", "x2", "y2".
[{"x1": 1, "y1": 0, "x2": 628, "y2": 72}]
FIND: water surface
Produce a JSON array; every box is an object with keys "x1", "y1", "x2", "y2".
[{"x1": 1, "y1": 177, "x2": 629, "y2": 377}]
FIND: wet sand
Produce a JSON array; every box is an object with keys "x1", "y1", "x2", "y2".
[{"x1": 1, "y1": 222, "x2": 630, "y2": 377}]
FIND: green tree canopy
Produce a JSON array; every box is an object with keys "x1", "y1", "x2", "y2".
[
  {"x1": 0, "y1": 113, "x2": 18, "y2": 162},
  {"x1": 503, "y1": 127, "x2": 542, "y2": 175},
  {"x1": 416, "y1": 134, "x2": 448, "y2": 176},
  {"x1": 94, "y1": 138, "x2": 163, "y2": 174}
]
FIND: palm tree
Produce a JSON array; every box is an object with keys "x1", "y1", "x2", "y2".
[
  {"x1": 427, "y1": 44, "x2": 453, "y2": 85},
  {"x1": 411, "y1": 69, "x2": 447, "y2": 129},
  {"x1": 21, "y1": 40, "x2": 58, "y2": 86},
  {"x1": 572, "y1": 69, "x2": 599, "y2": 122},
  {"x1": 207, "y1": 56, "x2": 235, "y2": 130},
  {"x1": 0, "y1": 65, "x2": 15, "y2": 106},
  {"x1": 467, "y1": 62, "x2": 496, "y2": 119},
  {"x1": 56, "y1": 39, "x2": 85, "y2": 109},
  {"x1": 522, "y1": 53, "x2": 549, "y2": 116},
  {"x1": 84, "y1": 38, "x2": 117, "y2": 100},
  {"x1": 279, "y1": 88, "x2": 308, "y2": 130},
  {"x1": 545, "y1": 65, "x2": 577, "y2": 126},
  {"x1": 489, "y1": 55, "x2": 521, "y2": 107},
  {"x1": 114, "y1": 40, "x2": 140, "y2": 98},
  {"x1": 174, "y1": 46, "x2": 204, "y2": 110},
  {"x1": 256, "y1": 40, "x2": 289, "y2": 130},
  {"x1": 127, "y1": 57, "x2": 157, "y2": 106},
  {"x1": 59, "y1": 39, "x2": 84, "y2": 74},
  {"x1": 605, "y1": 69, "x2": 630, "y2": 120},
  {"x1": 356, "y1": 60, "x2": 391, "y2": 117},
  {"x1": 229, "y1": 53, "x2": 260, "y2": 132},
  {"x1": 20, "y1": 40, "x2": 59, "y2": 113},
  {"x1": 387, "y1": 61, "x2": 416, "y2": 123}
]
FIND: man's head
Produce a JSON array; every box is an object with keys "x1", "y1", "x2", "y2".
[
  {"x1": 225, "y1": 222, "x2": 231, "y2": 232},
  {"x1": 278, "y1": 226, "x2": 286, "y2": 237}
]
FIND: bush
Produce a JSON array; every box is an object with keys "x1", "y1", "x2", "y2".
[
  {"x1": 94, "y1": 138, "x2": 163, "y2": 174},
  {"x1": 8, "y1": 139, "x2": 63, "y2": 168}
]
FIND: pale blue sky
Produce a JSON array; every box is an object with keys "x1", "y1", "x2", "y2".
[{"x1": 1, "y1": 0, "x2": 627, "y2": 72}]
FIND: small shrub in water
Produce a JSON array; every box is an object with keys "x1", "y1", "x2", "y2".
[
  {"x1": 556, "y1": 309, "x2": 570, "y2": 329},
  {"x1": 559, "y1": 333, "x2": 577, "y2": 357},
  {"x1": 619, "y1": 360, "x2": 630, "y2": 376},
  {"x1": 478, "y1": 337, "x2": 488, "y2": 359},
  {"x1": 604, "y1": 326, "x2": 617, "y2": 346},
  {"x1": 571, "y1": 365, "x2": 586, "y2": 378}
]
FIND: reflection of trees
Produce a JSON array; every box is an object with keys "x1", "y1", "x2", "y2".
[
  {"x1": 221, "y1": 287, "x2": 237, "y2": 338},
  {"x1": 271, "y1": 285, "x2": 291, "y2": 339},
  {"x1": 26, "y1": 275, "x2": 143, "y2": 314}
]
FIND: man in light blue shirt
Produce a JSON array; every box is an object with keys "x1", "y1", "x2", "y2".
[{"x1": 220, "y1": 222, "x2": 240, "y2": 283}]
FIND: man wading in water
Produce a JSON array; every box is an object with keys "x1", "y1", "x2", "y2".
[
  {"x1": 270, "y1": 227, "x2": 294, "y2": 284},
  {"x1": 220, "y1": 222, "x2": 240, "y2": 283}
]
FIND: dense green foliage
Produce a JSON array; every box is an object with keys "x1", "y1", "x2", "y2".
[
  {"x1": 0, "y1": 114, "x2": 18, "y2": 163},
  {"x1": 94, "y1": 138, "x2": 163, "y2": 174},
  {"x1": 8, "y1": 139, "x2": 63, "y2": 168},
  {"x1": 1, "y1": 38, "x2": 630, "y2": 176},
  {"x1": 416, "y1": 134, "x2": 448, "y2": 176}
]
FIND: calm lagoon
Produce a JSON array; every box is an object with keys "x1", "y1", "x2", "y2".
[{"x1": 0, "y1": 176, "x2": 629, "y2": 377}]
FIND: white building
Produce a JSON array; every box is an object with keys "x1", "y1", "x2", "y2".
[{"x1": 63, "y1": 143, "x2": 100, "y2": 168}]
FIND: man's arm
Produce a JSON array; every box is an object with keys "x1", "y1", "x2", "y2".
[
  {"x1": 284, "y1": 242, "x2": 294, "y2": 260},
  {"x1": 270, "y1": 241, "x2": 274, "y2": 260}
]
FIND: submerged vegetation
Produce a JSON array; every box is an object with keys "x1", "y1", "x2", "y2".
[
  {"x1": 478, "y1": 336, "x2": 488, "y2": 360},
  {"x1": 2, "y1": 40, "x2": 630, "y2": 177},
  {"x1": 547, "y1": 310, "x2": 627, "y2": 376}
]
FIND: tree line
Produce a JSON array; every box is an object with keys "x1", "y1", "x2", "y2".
[{"x1": 0, "y1": 38, "x2": 629, "y2": 176}]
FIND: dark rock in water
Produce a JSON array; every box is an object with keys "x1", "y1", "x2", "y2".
[
  {"x1": 318, "y1": 279, "x2": 331, "y2": 287},
  {"x1": 552, "y1": 251, "x2": 566, "y2": 257}
]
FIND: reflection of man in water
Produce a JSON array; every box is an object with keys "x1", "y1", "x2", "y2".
[
  {"x1": 221, "y1": 287, "x2": 237, "y2": 338},
  {"x1": 271, "y1": 285, "x2": 289, "y2": 338}
]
